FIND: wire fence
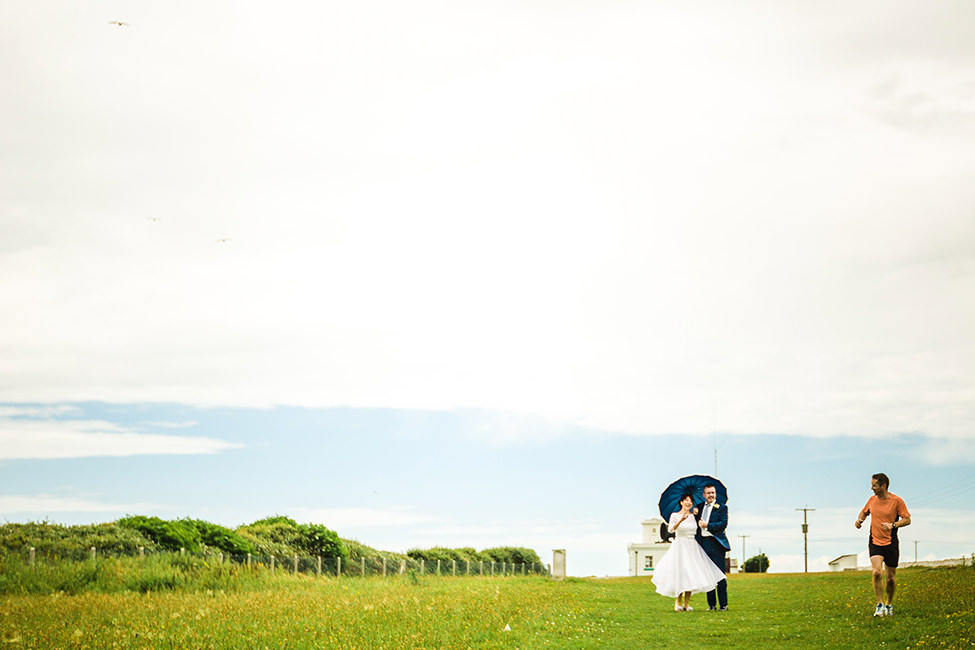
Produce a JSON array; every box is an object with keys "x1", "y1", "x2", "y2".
[{"x1": 12, "y1": 546, "x2": 551, "y2": 578}]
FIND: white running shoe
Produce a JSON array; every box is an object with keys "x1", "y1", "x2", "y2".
[
  {"x1": 884, "y1": 605, "x2": 893, "y2": 617},
  {"x1": 874, "y1": 603, "x2": 885, "y2": 617}
]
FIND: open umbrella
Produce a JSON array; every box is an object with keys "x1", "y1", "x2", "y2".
[{"x1": 658, "y1": 474, "x2": 727, "y2": 521}]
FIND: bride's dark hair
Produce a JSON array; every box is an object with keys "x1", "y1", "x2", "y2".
[{"x1": 680, "y1": 492, "x2": 694, "y2": 503}]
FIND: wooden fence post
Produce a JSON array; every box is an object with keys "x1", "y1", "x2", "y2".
[
  {"x1": 337, "y1": 557, "x2": 342, "y2": 577},
  {"x1": 317, "y1": 556, "x2": 321, "y2": 577},
  {"x1": 247, "y1": 553, "x2": 251, "y2": 568},
  {"x1": 382, "y1": 557, "x2": 387, "y2": 577},
  {"x1": 218, "y1": 553, "x2": 224, "y2": 564},
  {"x1": 420, "y1": 559, "x2": 425, "y2": 575},
  {"x1": 271, "y1": 556, "x2": 276, "y2": 574},
  {"x1": 91, "y1": 547, "x2": 96, "y2": 561},
  {"x1": 294, "y1": 555, "x2": 298, "y2": 574},
  {"x1": 452, "y1": 559, "x2": 456, "y2": 577},
  {"x1": 361, "y1": 557, "x2": 365, "y2": 576},
  {"x1": 139, "y1": 547, "x2": 144, "y2": 558},
  {"x1": 29, "y1": 547, "x2": 35, "y2": 567},
  {"x1": 437, "y1": 559, "x2": 441, "y2": 576},
  {"x1": 466, "y1": 560, "x2": 470, "y2": 575}
]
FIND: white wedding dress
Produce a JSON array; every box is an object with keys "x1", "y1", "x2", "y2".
[{"x1": 651, "y1": 511, "x2": 726, "y2": 598}]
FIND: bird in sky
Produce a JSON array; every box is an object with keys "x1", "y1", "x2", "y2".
[
  {"x1": 147, "y1": 217, "x2": 160, "y2": 222},
  {"x1": 216, "y1": 238, "x2": 232, "y2": 243},
  {"x1": 108, "y1": 21, "x2": 130, "y2": 26}
]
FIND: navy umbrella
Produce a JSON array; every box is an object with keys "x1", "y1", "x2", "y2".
[{"x1": 658, "y1": 474, "x2": 727, "y2": 522}]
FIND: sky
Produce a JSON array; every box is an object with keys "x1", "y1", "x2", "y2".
[{"x1": 1, "y1": 1, "x2": 974, "y2": 576}]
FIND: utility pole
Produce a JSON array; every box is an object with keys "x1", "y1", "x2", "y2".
[
  {"x1": 914, "y1": 540, "x2": 919, "y2": 564},
  {"x1": 738, "y1": 534, "x2": 750, "y2": 570},
  {"x1": 796, "y1": 508, "x2": 815, "y2": 573}
]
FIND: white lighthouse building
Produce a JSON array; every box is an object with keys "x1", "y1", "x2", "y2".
[{"x1": 627, "y1": 517, "x2": 673, "y2": 576}]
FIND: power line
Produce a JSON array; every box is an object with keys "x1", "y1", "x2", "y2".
[{"x1": 910, "y1": 473, "x2": 975, "y2": 508}]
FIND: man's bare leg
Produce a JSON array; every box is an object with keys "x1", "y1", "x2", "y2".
[
  {"x1": 870, "y1": 555, "x2": 886, "y2": 604},
  {"x1": 885, "y1": 566, "x2": 897, "y2": 605}
]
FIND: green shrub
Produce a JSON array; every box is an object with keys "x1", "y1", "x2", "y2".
[
  {"x1": 0, "y1": 521, "x2": 156, "y2": 559},
  {"x1": 236, "y1": 517, "x2": 346, "y2": 559},
  {"x1": 296, "y1": 523, "x2": 347, "y2": 559},
  {"x1": 408, "y1": 547, "x2": 485, "y2": 564},
  {"x1": 117, "y1": 516, "x2": 201, "y2": 553},
  {"x1": 235, "y1": 521, "x2": 300, "y2": 557},
  {"x1": 342, "y1": 538, "x2": 408, "y2": 564},
  {"x1": 406, "y1": 546, "x2": 541, "y2": 567},
  {"x1": 246, "y1": 515, "x2": 299, "y2": 528},
  {"x1": 184, "y1": 519, "x2": 254, "y2": 556},
  {"x1": 480, "y1": 547, "x2": 542, "y2": 565}
]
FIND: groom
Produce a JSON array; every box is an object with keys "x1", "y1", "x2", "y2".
[{"x1": 695, "y1": 484, "x2": 730, "y2": 611}]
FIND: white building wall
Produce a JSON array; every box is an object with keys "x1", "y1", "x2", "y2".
[{"x1": 628, "y1": 518, "x2": 672, "y2": 577}]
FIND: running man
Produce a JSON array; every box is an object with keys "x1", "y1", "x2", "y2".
[{"x1": 855, "y1": 472, "x2": 911, "y2": 617}]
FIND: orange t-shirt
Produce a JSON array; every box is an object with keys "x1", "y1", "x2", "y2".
[{"x1": 860, "y1": 493, "x2": 910, "y2": 546}]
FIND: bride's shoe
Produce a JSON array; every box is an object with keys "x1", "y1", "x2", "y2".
[
  {"x1": 674, "y1": 603, "x2": 684, "y2": 612},
  {"x1": 685, "y1": 606, "x2": 693, "y2": 611}
]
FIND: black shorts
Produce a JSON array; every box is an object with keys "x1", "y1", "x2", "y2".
[{"x1": 868, "y1": 538, "x2": 899, "y2": 568}]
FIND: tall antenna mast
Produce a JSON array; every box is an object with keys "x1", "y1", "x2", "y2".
[{"x1": 712, "y1": 401, "x2": 718, "y2": 476}]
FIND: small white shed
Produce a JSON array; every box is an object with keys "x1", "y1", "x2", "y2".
[{"x1": 829, "y1": 554, "x2": 859, "y2": 571}]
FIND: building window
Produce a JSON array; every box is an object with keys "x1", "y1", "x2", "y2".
[{"x1": 645, "y1": 556, "x2": 653, "y2": 569}]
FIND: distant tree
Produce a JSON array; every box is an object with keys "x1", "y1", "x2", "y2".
[{"x1": 743, "y1": 553, "x2": 769, "y2": 573}]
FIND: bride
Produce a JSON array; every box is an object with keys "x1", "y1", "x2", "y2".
[{"x1": 651, "y1": 493, "x2": 727, "y2": 611}]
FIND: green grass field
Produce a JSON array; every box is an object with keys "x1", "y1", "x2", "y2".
[{"x1": 1, "y1": 567, "x2": 972, "y2": 649}]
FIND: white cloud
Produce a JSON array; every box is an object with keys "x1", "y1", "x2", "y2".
[
  {"x1": 0, "y1": 417, "x2": 240, "y2": 459},
  {"x1": 0, "y1": 405, "x2": 81, "y2": 418},
  {"x1": 0, "y1": 493, "x2": 156, "y2": 515},
  {"x1": 1, "y1": 1, "x2": 974, "y2": 443},
  {"x1": 869, "y1": 67, "x2": 975, "y2": 129},
  {"x1": 917, "y1": 438, "x2": 975, "y2": 465},
  {"x1": 141, "y1": 420, "x2": 199, "y2": 429}
]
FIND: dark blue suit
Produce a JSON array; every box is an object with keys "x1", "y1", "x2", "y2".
[{"x1": 695, "y1": 501, "x2": 729, "y2": 609}]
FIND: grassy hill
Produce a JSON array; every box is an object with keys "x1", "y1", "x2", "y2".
[{"x1": 0, "y1": 567, "x2": 972, "y2": 649}]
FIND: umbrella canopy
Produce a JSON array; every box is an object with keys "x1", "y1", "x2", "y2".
[{"x1": 658, "y1": 474, "x2": 727, "y2": 521}]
